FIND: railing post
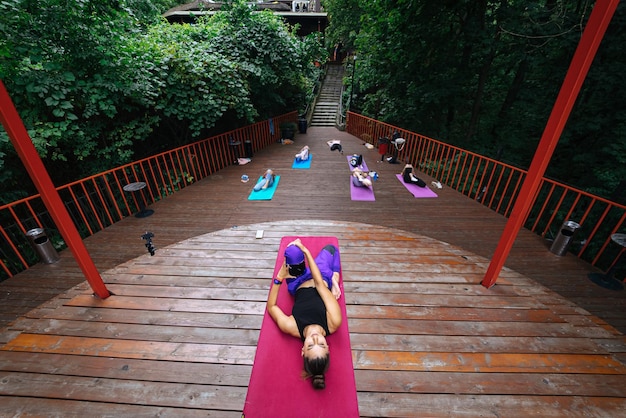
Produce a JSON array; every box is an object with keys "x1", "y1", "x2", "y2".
[
  {"x1": 0, "y1": 80, "x2": 111, "y2": 299},
  {"x1": 482, "y1": 0, "x2": 620, "y2": 288}
]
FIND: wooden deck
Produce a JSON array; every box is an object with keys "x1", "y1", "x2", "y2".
[{"x1": 1, "y1": 126, "x2": 625, "y2": 416}]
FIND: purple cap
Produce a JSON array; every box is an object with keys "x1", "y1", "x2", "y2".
[{"x1": 285, "y1": 245, "x2": 305, "y2": 265}]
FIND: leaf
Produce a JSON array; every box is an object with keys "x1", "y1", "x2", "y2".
[{"x1": 44, "y1": 97, "x2": 58, "y2": 106}]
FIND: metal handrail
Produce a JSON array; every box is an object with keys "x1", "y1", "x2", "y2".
[
  {"x1": 346, "y1": 111, "x2": 626, "y2": 273},
  {"x1": 2, "y1": 111, "x2": 624, "y2": 279},
  {"x1": 302, "y1": 63, "x2": 326, "y2": 125},
  {"x1": 0, "y1": 112, "x2": 297, "y2": 279},
  {"x1": 337, "y1": 83, "x2": 347, "y2": 129}
]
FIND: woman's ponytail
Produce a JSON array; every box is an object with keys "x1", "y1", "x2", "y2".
[{"x1": 303, "y1": 354, "x2": 330, "y2": 390}]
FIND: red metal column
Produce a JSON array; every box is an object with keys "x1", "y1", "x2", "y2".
[
  {"x1": 482, "y1": 0, "x2": 620, "y2": 288},
  {"x1": 0, "y1": 80, "x2": 111, "y2": 298}
]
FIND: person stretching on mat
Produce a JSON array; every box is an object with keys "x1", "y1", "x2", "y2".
[
  {"x1": 401, "y1": 164, "x2": 426, "y2": 187},
  {"x1": 295, "y1": 145, "x2": 310, "y2": 162},
  {"x1": 267, "y1": 239, "x2": 342, "y2": 390},
  {"x1": 253, "y1": 169, "x2": 275, "y2": 191},
  {"x1": 352, "y1": 167, "x2": 372, "y2": 188}
]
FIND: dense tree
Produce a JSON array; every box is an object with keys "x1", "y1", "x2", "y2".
[
  {"x1": 323, "y1": 0, "x2": 363, "y2": 54},
  {"x1": 0, "y1": 0, "x2": 160, "y2": 201},
  {"x1": 0, "y1": 0, "x2": 323, "y2": 203},
  {"x1": 2, "y1": 0, "x2": 622, "y2": 203},
  {"x1": 325, "y1": 0, "x2": 625, "y2": 200}
]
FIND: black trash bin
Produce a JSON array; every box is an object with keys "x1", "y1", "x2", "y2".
[
  {"x1": 244, "y1": 139, "x2": 253, "y2": 159},
  {"x1": 229, "y1": 136, "x2": 241, "y2": 163},
  {"x1": 549, "y1": 220, "x2": 581, "y2": 256},
  {"x1": 26, "y1": 228, "x2": 60, "y2": 264},
  {"x1": 298, "y1": 117, "x2": 308, "y2": 134}
]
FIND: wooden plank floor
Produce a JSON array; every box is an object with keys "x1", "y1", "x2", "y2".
[{"x1": 1, "y1": 126, "x2": 626, "y2": 416}]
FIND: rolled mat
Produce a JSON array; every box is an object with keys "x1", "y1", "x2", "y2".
[
  {"x1": 243, "y1": 236, "x2": 358, "y2": 418},
  {"x1": 350, "y1": 177, "x2": 375, "y2": 201},
  {"x1": 395, "y1": 174, "x2": 438, "y2": 198},
  {"x1": 248, "y1": 175, "x2": 281, "y2": 200},
  {"x1": 346, "y1": 155, "x2": 369, "y2": 172},
  {"x1": 292, "y1": 154, "x2": 312, "y2": 169}
]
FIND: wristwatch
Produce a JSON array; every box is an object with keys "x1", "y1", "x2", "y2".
[{"x1": 273, "y1": 278, "x2": 283, "y2": 285}]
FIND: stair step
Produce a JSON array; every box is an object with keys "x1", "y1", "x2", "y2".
[{"x1": 309, "y1": 64, "x2": 345, "y2": 128}]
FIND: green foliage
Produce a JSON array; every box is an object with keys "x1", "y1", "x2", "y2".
[
  {"x1": 323, "y1": 0, "x2": 363, "y2": 54},
  {"x1": 326, "y1": 0, "x2": 626, "y2": 200},
  {"x1": 0, "y1": 0, "x2": 323, "y2": 203},
  {"x1": 0, "y1": 0, "x2": 164, "y2": 194},
  {"x1": 141, "y1": 19, "x2": 258, "y2": 138}
]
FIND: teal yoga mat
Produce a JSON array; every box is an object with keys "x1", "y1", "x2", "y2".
[
  {"x1": 248, "y1": 175, "x2": 281, "y2": 200},
  {"x1": 292, "y1": 154, "x2": 312, "y2": 169}
]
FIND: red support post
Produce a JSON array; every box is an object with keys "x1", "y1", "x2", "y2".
[
  {"x1": 0, "y1": 80, "x2": 111, "y2": 299},
  {"x1": 482, "y1": 0, "x2": 620, "y2": 288}
]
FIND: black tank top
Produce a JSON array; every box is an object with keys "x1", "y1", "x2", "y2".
[{"x1": 292, "y1": 287, "x2": 330, "y2": 341}]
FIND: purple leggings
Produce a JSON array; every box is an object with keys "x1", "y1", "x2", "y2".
[{"x1": 286, "y1": 245, "x2": 340, "y2": 296}]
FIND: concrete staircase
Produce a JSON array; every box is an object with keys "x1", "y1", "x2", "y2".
[{"x1": 310, "y1": 64, "x2": 344, "y2": 127}]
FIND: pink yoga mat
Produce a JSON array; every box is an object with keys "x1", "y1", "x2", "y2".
[
  {"x1": 350, "y1": 178, "x2": 375, "y2": 201},
  {"x1": 396, "y1": 174, "x2": 438, "y2": 198},
  {"x1": 243, "y1": 236, "x2": 358, "y2": 418}
]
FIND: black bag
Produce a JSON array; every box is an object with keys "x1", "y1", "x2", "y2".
[
  {"x1": 330, "y1": 143, "x2": 343, "y2": 153},
  {"x1": 349, "y1": 154, "x2": 363, "y2": 167}
]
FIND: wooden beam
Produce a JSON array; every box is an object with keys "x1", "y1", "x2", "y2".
[
  {"x1": 482, "y1": 0, "x2": 620, "y2": 288},
  {"x1": 0, "y1": 80, "x2": 111, "y2": 299}
]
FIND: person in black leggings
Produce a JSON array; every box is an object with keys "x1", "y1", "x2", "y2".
[{"x1": 402, "y1": 164, "x2": 426, "y2": 187}]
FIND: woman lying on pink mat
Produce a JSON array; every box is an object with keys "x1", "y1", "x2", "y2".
[{"x1": 266, "y1": 238, "x2": 342, "y2": 390}]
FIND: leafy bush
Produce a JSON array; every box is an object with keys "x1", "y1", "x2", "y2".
[{"x1": 0, "y1": 0, "x2": 324, "y2": 202}]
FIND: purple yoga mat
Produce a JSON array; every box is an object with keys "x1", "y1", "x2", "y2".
[
  {"x1": 350, "y1": 178, "x2": 375, "y2": 201},
  {"x1": 396, "y1": 174, "x2": 438, "y2": 198},
  {"x1": 346, "y1": 155, "x2": 369, "y2": 172}
]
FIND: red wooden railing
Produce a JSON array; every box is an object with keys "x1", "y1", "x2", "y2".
[
  {"x1": 0, "y1": 112, "x2": 296, "y2": 280},
  {"x1": 2, "y1": 111, "x2": 625, "y2": 280},
  {"x1": 347, "y1": 112, "x2": 626, "y2": 274}
]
